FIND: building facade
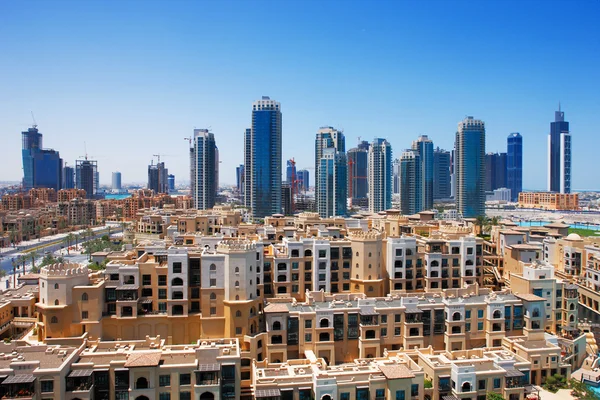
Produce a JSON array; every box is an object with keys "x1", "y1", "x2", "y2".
[
  {"x1": 433, "y1": 147, "x2": 451, "y2": 200},
  {"x1": 347, "y1": 142, "x2": 369, "y2": 202},
  {"x1": 507, "y1": 132, "x2": 523, "y2": 202},
  {"x1": 518, "y1": 192, "x2": 579, "y2": 210},
  {"x1": 112, "y1": 171, "x2": 122, "y2": 191},
  {"x1": 368, "y1": 138, "x2": 392, "y2": 213},
  {"x1": 412, "y1": 135, "x2": 434, "y2": 211},
  {"x1": 21, "y1": 126, "x2": 63, "y2": 191},
  {"x1": 455, "y1": 117, "x2": 486, "y2": 217},
  {"x1": 148, "y1": 161, "x2": 169, "y2": 194},
  {"x1": 548, "y1": 107, "x2": 571, "y2": 194},
  {"x1": 193, "y1": 129, "x2": 217, "y2": 210},
  {"x1": 317, "y1": 148, "x2": 347, "y2": 218},
  {"x1": 75, "y1": 159, "x2": 98, "y2": 199},
  {"x1": 399, "y1": 150, "x2": 422, "y2": 215}
]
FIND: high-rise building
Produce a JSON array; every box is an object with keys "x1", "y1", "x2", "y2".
[
  {"x1": 193, "y1": 129, "x2": 217, "y2": 210},
  {"x1": 112, "y1": 172, "x2": 122, "y2": 191},
  {"x1": 296, "y1": 169, "x2": 309, "y2": 192},
  {"x1": 62, "y1": 165, "x2": 75, "y2": 189},
  {"x1": 189, "y1": 145, "x2": 195, "y2": 206},
  {"x1": 286, "y1": 159, "x2": 297, "y2": 191},
  {"x1": 433, "y1": 147, "x2": 451, "y2": 200},
  {"x1": 507, "y1": 133, "x2": 523, "y2": 202},
  {"x1": 168, "y1": 174, "x2": 175, "y2": 192},
  {"x1": 236, "y1": 164, "x2": 244, "y2": 195},
  {"x1": 368, "y1": 138, "x2": 392, "y2": 213},
  {"x1": 281, "y1": 182, "x2": 293, "y2": 216},
  {"x1": 148, "y1": 161, "x2": 169, "y2": 194},
  {"x1": 244, "y1": 97, "x2": 282, "y2": 219},
  {"x1": 21, "y1": 126, "x2": 63, "y2": 191},
  {"x1": 347, "y1": 141, "x2": 369, "y2": 201},
  {"x1": 317, "y1": 147, "x2": 347, "y2": 218},
  {"x1": 485, "y1": 152, "x2": 507, "y2": 192},
  {"x1": 215, "y1": 146, "x2": 219, "y2": 192},
  {"x1": 399, "y1": 149, "x2": 422, "y2": 215},
  {"x1": 315, "y1": 127, "x2": 345, "y2": 198},
  {"x1": 392, "y1": 159, "x2": 400, "y2": 194},
  {"x1": 75, "y1": 158, "x2": 98, "y2": 199},
  {"x1": 548, "y1": 106, "x2": 571, "y2": 193},
  {"x1": 455, "y1": 116, "x2": 486, "y2": 217},
  {"x1": 411, "y1": 135, "x2": 434, "y2": 210}
]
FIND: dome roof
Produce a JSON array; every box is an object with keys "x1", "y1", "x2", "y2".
[{"x1": 565, "y1": 233, "x2": 582, "y2": 241}]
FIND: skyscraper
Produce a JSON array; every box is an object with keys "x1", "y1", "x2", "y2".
[
  {"x1": 455, "y1": 117, "x2": 486, "y2": 218},
  {"x1": 412, "y1": 135, "x2": 434, "y2": 210},
  {"x1": 317, "y1": 148, "x2": 347, "y2": 218},
  {"x1": 148, "y1": 161, "x2": 169, "y2": 194},
  {"x1": 315, "y1": 127, "x2": 345, "y2": 199},
  {"x1": 507, "y1": 133, "x2": 523, "y2": 202},
  {"x1": 548, "y1": 107, "x2": 571, "y2": 193},
  {"x1": 244, "y1": 97, "x2": 282, "y2": 219},
  {"x1": 62, "y1": 165, "x2": 75, "y2": 189},
  {"x1": 368, "y1": 138, "x2": 392, "y2": 213},
  {"x1": 214, "y1": 146, "x2": 220, "y2": 192},
  {"x1": 392, "y1": 159, "x2": 401, "y2": 194},
  {"x1": 286, "y1": 159, "x2": 297, "y2": 191},
  {"x1": 21, "y1": 126, "x2": 63, "y2": 191},
  {"x1": 347, "y1": 141, "x2": 369, "y2": 202},
  {"x1": 168, "y1": 174, "x2": 175, "y2": 192},
  {"x1": 236, "y1": 164, "x2": 245, "y2": 195},
  {"x1": 193, "y1": 129, "x2": 217, "y2": 210},
  {"x1": 296, "y1": 169, "x2": 309, "y2": 192},
  {"x1": 399, "y1": 150, "x2": 422, "y2": 215},
  {"x1": 76, "y1": 159, "x2": 98, "y2": 198},
  {"x1": 112, "y1": 172, "x2": 122, "y2": 191},
  {"x1": 433, "y1": 147, "x2": 451, "y2": 200},
  {"x1": 485, "y1": 152, "x2": 507, "y2": 192}
]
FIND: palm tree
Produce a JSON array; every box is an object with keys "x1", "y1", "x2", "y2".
[
  {"x1": 10, "y1": 258, "x2": 16, "y2": 288},
  {"x1": 29, "y1": 251, "x2": 38, "y2": 273},
  {"x1": 474, "y1": 215, "x2": 486, "y2": 236},
  {"x1": 35, "y1": 225, "x2": 42, "y2": 242},
  {"x1": 86, "y1": 227, "x2": 94, "y2": 241}
]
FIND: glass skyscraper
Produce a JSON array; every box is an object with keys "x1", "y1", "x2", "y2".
[
  {"x1": 315, "y1": 126, "x2": 345, "y2": 199},
  {"x1": 317, "y1": 147, "x2": 348, "y2": 218},
  {"x1": 412, "y1": 135, "x2": 434, "y2": 210},
  {"x1": 368, "y1": 138, "x2": 393, "y2": 213},
  {"x1": 433, "y1": 147, "x2": 451, "y2": 200},
  {"x1": 296, "y1": 169, "x2": 309, "y2": 192},
  {"x1": 21, "y1": 126, "x2": 63, "y2": 191},
  {"x1": 62, "y1": 166, "x2": 75, "y2": 189},
  {"x1": 507, "y1": 133, "x2": 523, "y2": 201},
  {"x1": 244, "y1": 97, "x2": 282, "y2": 219},
  {"x1": 347, "y1": 140, "x2": 369, "y2": 201},
  {"x1": 286, "y1": 159, "x2": 297, "y2": 192},
  {"x1": 76, "y1": 159, "x2": 98, "y2": 198},
  {"x1": 484, "y1": 152, "x2": 507, "y2": 192},
  {"x1": 399, "y1": 149, "x2": 422, "y2": 215},
  {"x1": 548, "y1": 107, "x2": 571, "y2": 193},
  {"x1": 455, "y1": 117, "x2": 486, "y2": 218},
  {"x1": 193, "y1": 129, "x2": 217, "y2": 210},
  {"x1": 148, "y1": 161, "x2": 169, "y2": 194}
]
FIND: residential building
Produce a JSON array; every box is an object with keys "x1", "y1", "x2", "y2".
[
  {"x1": 507, "y1": 132, "x2": 523, "y2": 201},
  {"x1": 548, "y1": 106, "x2": 571, "y2": 193},
  {"x1": 317, "y1": 148, "x2": 347, "y2": 218},
  {"x1": 193, "y1": 129, "x2": 217, "y2": 210},
  {"x1": 112, "y1": 171, "x2": 122, "y2": 191},
  {"x1": 433, "y1": 147, "x2": 451, "y2": 200},
  {"x1": 315, "y1": 127, "x2": 345, "y2": 199},
  {"x1": 455, "y1": 117, "x2": 486, "y2": 217},
  {"x1": 347, "y1": 142, "x2": 369, "y2": 203},
  {"x1": 398, "y1": 150, "x2": 422, "y2": 215},
  {"x1": 75, "y1": 158, "x2": 98, "y2": 199},
  {"x1": 393, "y1": 158, "x2": 401, "y2": 195},
  {"x1": 412, "y1": 135, "x2": 434, "y2": 210},
  {"x1": 518, "y1": 192, "x2": 579, "y2": 210},
  {"x1": 368, "y1": 138, "x2": 393, "y2": 213},
  {"x1": 148, "y1": 161, "x2": 169, "y2": 194},
  {"x1": 244, "y1": 97, "x2": 282, "y2": 219}
]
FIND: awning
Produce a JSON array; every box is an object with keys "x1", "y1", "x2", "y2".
[
  {"x1": 139, "y1": 297, "x2": 153, "y2": 304},
  {"x1": 360, "y1": 309, "x2": 379, "y2": 316},
  {"x1": 116, "y1": 285, "x2": 139, "y2": 290},
  {"x1": 441, "y1": 396, "x2": 460, "y2": 400},
  {"x1": 505, "y1": 369, "x2": 525, "y2": 377},
  {"x1": 196, "y1": 363, "x2": 220, "y2": 372},
  {"x1": 2, "y1": 375, "x2": 36, "y2": 384},
  {"x1": 68, "y1": 369, "x2": 93, "y2": 378},
  {"x1": 255, "y1": 388, "x2": 281, "y2": 398},
  {"x1": 405, "y1": 306, "x2": 423, "y2": 314}
]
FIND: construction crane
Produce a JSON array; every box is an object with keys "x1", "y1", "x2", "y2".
[
  {"x1": 289, "y1": 158, "x2": 298, "y2": 213},
  {"x1": 30, "y1": 112, "x2": 37, "y2": 129},
  {"x1": 153, "y1": 154, "x2": 171, "y2": 164}
]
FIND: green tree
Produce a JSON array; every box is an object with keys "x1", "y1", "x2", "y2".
[
  {"x1": 486, "y1": 393, "x2": 504, "y2": 400},
  {"x1": 543, "y1": 374, "x2": 567, "y2": 393},
  {"x1": 29, "y1": 250, "x2": 38, "y2": 272},
  {"x1": 0, "y1": 269, "x2": 7, "y2": 279}
]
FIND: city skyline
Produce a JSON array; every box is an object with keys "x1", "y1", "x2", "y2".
[{"x1": 1, "y1": 1, "x2": 599, "y2": 189}]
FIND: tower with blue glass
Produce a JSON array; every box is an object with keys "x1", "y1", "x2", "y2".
[
  {"x1": 507, "y1": 132, "x2": 523, "y2": 201},
  {"x1": 455, "y1": 117, "x2": 486, "y2": 218},
  {"x1": 412, "y1": 135, "x2": 434, "y2": 211},
  {"x1": 21, "y1": 125, "x2": 63, "y2": 191},
  {"x1": 548, "y1": 106, "x2": 571, "y2": 193},
  {"x1": 368, "y1": 138, "x2": 393, "y2": 213},
  {"x1": 316, "y1": 128, "x2": 347, "y2": 218},
  {"x1": 244, "y1": 97, "x2": 282, "y2": 219},
  {"x1": 399, "y1": 149, "x2": 422, "y2": 215}
]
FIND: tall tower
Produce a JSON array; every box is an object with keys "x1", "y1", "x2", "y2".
[
  {"x1": 392, "y1": 159, "x2": 401, "y2": 194},
  {"x1": 433, "y1": 147, "x2": 451, "y2": 200},
  {"x1": 507, "y1": 133, "x2": 523, "y2": 201},
  {"x1": 236, "y1": 164, "x2": 245, "y2": 195},
  {"x1": 412, "y1": 135, "x2": 434, "y2": 210},
  {"x1": 315, "y1": 127, "x2": 345, "y2": 198},
  {"x1": 193, "y1": 129, "x2": 217, "y2": 210},
  {"x1": 399, "y1": 149, "x2": 422, "y2": 215},
  {"x1": 368, "y1": 138, "x2": 392, "y2": 213},
  {"x1": 112, "y1": 172, "x2": 122, "y2": 191},
  {"x1": 286, "y1": 159, "x2": 297, "y2": 191},
  {"x1": 317, "y1": 147, "x2": 347, "y2": 218},
  {"x1": 21, "y1": 125, "x2": 62, "y2": 191},
  {"x1": 76, "y1": 158, "x2": 98, "y2": 198},
  {"x1": 244, "y1": 97, "x2": 282, "y2": 219},
  {"x1": 147, "y1": 161, "x2": 168, "y2": 194},
  {"x1": 548, "y1": 107, "x2": 571, "y2": 193},
  {"x1": 347, "y1": 140, "x2": 369, "y2": 201},
  {"x1": 455, "y1": 117, "x2": 486, "y2": 218}
]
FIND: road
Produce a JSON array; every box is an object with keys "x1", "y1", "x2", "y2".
[{"x1": 0, "y1": 224, "x2": 123, "y2": 284}]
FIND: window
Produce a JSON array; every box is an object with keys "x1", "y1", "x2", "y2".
[
  {"x1": 236, "y1": 327, "x2": 242, "y2": 335},
  {"x1": 159, "y1": 394, "x2": 171, "y2": 400},
  {"x1": 158, "y1": 275, "x2": 167, "y2": 286},
  {"x1": 41, "y1": 380, "x2": 54, "y2": 393},
  {"x1": 55, "y1": 299, "x2": 59, "y2": 305},
  {"x1": 376, "y1": 389, "x2": 385, "y2": 398},
  {"x1": 341, "y1": 393, "x2": 350, "y2": 400},
  {"x1": 305, "y1": 320, "x2": 312, "y2": 328},
  {"x1": 207, "y1": 278, "x2": 216, "y2": 287},
  {"x1": 396, "y1": 390, "x2": 406, "y2": 400},
  {"x1": 494, "y1": 378, "x2": 501, "y2": 389},
  {"x1": 51, "y1": 316, "x2": 58, "y2": 324},
  {"x1": 478, "y1": 379, "x2": 486, "y2": 390},
  {"x1": 395, "y1": 327, "x2": 401, "y2": 336},
  {"x1": 159, "y1": 289, "x2": 167, "y2": 299},
  {"x1": 395, "y1": 314, "x2": 401, "y2": 323},
  {"x1": 81, "y1": 292, "x2": 88, "y2": 301},
  {"x1": 235, "y1": 266, "x2": 240, "y2": 273},
  {"x1": 319, "y1": 250, "x2": 327, "y2": 258},
  {"x1": 173, "y1": 262, "x2": 182, "y2": 273},
  {"x1": 143, "y1": 274, "x2": 151, "y2": 285},
  {"x1": 142, "y1": 288, "x2": 153, "y2": 297},
  {"x1": 305, "y1": 333, "x2": 312, "y2": 342},
  {"x1": 235, "y1": 281, "x2": 239, "y2": 287},
  {"x1": 210, "y1": 263, "x2": 216, "y2": 271},
  {"x1": 411, "y1": 384, "x2": 419, "y2": 397},
  {"x1": 159, "y1": 374, "x2": 171, "y2": 387},
  {"x1": 180, "y1": 392, "x2": 191, "y2": 400},
  {"x1": 191, "y1": 288, "x2": 200, "y2": 299},
  {"x1": 236, "y1": 311, "x2": 242, "y2": 318},
  {"x1": 54, "y1": 283, "x2": 59, "y2": 289},
  {"x1": 82, "y1": 311, "x2": 88, "y2": 319},
  {"x1": 179, "y1": 373, "x2": 191, "y2": 385},
  {"x1": 478, "y1": 309, "x2": 484, "y2": 318},
  {"x1": 381, "y1": 328, "x2": 387, "y2": 336},
  {"x1": 478, "y1": 322, "x2": 483, "y2": 331},
  {"x1": 210, "y1": 307, "x2": 216, "y2": 315}
]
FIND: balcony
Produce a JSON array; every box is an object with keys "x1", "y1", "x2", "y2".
[{"x1": 1, "y1": 375, "x2": 36, "y2": 399}]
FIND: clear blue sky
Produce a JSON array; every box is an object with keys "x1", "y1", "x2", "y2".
[{"x1": 1, "y1": 0, "x2": 599, "y2": 189}]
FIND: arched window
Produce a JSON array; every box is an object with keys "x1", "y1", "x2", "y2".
[
  {"x1": 273, "y1": 321, "x2": 281, "y2": 330},
  {"x1": 304, "y1": 249, "x2": 312, "y2": 257},
  {"x1": 210, "y1": 292, "x2": 216, "y2": 300},
  {"x1": 136, "y1": 377, "x2": 148, "y2": 389},
  {"x1": 430, "y1": 260, "x2": 439, "y2": 267},
  {"x1": 493, "y1": 310, "x2": 502, "y2": 319},
  {"x1": 172, "y1": 278, "x2": 183, "y2": 286},
  {"x1": 235, "y1": 267, "x2": 239, "y2": 273},
  {"x1": 210, "y1": 264, "x2": 216, "y2": 271},
  {"x1": 462, "y1": 382, "x2": 471, "y2": 392},
  {"x1": 368, "y1": 286, "x2": 374, "y2": 292},
  {"x1": 368, "y1": 252, "x2": 372, "y2": 257},
  {"x1": 250, "y1": 280, "x2": 253, "y2": 285},
  {"x1": 570, "y1": 303, "x2": 575, "y2": 310},
  {"x1": 570, "y1": 314, "x2": 575, "y2": 322},
  {"x1": 257, "y1": 277, "x2": 261, "y2": 284},
  {"x1": 235, "y1": 295, "x2": 239, "y2": 300},
  {"x1": 54, "y1": 299, "x2": 59, "y2": 305},
  {"x1": 81, "y1": 293, "x2": 88, "y2": 301},
  {"x1": 356, "y1": 274, "x2": 359, "y2": 279},
  {"x1": 236, "y1": 311, "x2": 242, "y2": 318},
  {"x1": 235, "y1": 281, "x2": 239, "y2": 287},
  {"x1": 54, "y1": 283, "x2": 59, "y2": 289},
  {"x1": 50, "y1": 316, "x2": 58, "y2": 324},
  {"x1": 200, "y1": 392, "x2": 215, "y2": 400},
  {"x1": 466, "y1": 259, "x2": 474, "y2": 266},
  {"x1": 249, "y1": 266, "x2": 253, "y2": 272},
  {"x1": 320, "y1": 319, "x2": 329, "y2": 328},
  {"x1": 452, "y1": 312, "x2": 461, "y2": 321},
  {"x1": 368, "y1": 275, "x2": 372, "y2": 280}
]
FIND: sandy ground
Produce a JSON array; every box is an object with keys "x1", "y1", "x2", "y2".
[{"x1": 536, "y1": 387, "x2": 576, "y2": 400}]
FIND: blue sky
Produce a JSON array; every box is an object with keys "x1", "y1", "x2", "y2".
[{"x1": 1, "y1": 0, "x2": 599, "y2": 189}]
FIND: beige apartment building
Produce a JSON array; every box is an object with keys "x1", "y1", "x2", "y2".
[{"x1": 518, "y1": 191, "x2": 580, "y2": 210}]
